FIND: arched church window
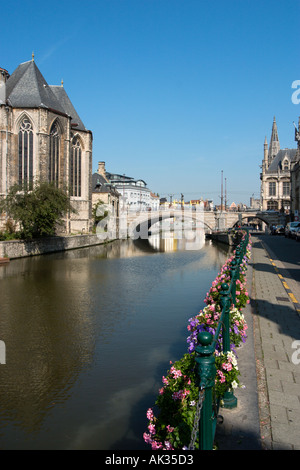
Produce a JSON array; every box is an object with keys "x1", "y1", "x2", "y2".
[
  {"x1": 18, "y1": 118, "x2": 33, "y2": 188},
  {"x1": 49, "y1": 122, "x2": 60, "y2": 185},
  {"x1": 70, "y1": 137, "x2": 81, "y2": 197}
]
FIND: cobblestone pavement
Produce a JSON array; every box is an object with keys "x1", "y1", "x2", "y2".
[{"x1": 216, "y1": 234, "x2": 300, "y2": 450}]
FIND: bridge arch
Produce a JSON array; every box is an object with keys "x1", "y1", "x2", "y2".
[
  {"x1": 230, "y1": 214, "x2": 273, "y2": 229},
  {"x1": 127, "y1": 211, "x2": 214, "y2": 239}
]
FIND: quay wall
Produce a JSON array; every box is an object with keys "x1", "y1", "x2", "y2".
[
  {"x1": 0, "y1": 234, "x2": 111, "y2": 259},
  {"x1": 206, "y1": 231, "x2": 236, "y2": 246}
]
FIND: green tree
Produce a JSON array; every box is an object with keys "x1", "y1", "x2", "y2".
[{"x1": 0, "y1": 182, "x2": 75, "y2": 239}]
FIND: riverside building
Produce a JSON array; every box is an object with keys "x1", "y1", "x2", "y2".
[
  {"x1": 260, "y1": 117, "x2": 297, "y2": 213},
  {"x1": 0, "y1": 55, "x2": 93, "y2": 233}
]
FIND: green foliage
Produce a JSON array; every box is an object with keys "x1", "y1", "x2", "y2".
[{"x1": 0, "y1": 182, "x2": 74, "y2": 239}]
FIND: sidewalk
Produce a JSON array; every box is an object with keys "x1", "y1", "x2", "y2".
[{"x1": 216, "y1": 234, "x2": 300, "y2": 450}]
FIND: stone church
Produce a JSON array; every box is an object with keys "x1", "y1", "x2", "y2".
[
  {"x1": 260, "y1": 117, "x2": 297, "y2": 212},
  {"x1": 0, "y1": 55, "x2": 93, "y2": 233}
]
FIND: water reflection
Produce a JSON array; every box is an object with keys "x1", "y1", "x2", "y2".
[
  {"x1": 0, "y1": 236, "x2": 232, "y2": 449},
  {"x1": 148, "y1": 229, "x2": 205, "y2": 252}
]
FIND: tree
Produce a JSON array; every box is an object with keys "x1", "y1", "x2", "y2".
[{"x1": 0, "y1": 182, "x2": 75, "y2": 239}]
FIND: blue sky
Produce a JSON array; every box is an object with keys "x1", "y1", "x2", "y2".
[{"x1": 2, "y1": 0, "x2": 300, "y2": 204}]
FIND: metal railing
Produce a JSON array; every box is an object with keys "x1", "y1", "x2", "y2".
[{"x1": 190, "y1": 230, "x2": 250, "y2": 450}]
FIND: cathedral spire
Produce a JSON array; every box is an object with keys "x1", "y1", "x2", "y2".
[
  {"x1": 271, "y1": 116, "x2": 279, "y2": 142},
  {"x1": 268, "y1": 116, "x2": 280, "y2": 165},
  {"x1": 264, "y1": 136, "x2": 268, "y2": 166}
]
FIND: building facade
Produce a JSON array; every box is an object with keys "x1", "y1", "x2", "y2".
[
  {"x1": 0, "y1": 57, "x2": 93, "y2": 233},
  {"x1": 105, "y1": 169, "x2": 158, "y2": 211},
  {"x1": 92, "y1": 161, "x2": 120, "y2": 216},
  {"x1": 260, "y1": 117, "x2": 297, "y2": 212},
  {"x1": 291, "y1": 117, "x2": 300, "y2": 218}
]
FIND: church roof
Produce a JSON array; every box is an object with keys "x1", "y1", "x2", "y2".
[
  {"x1": 266, "y1": 148, "x2": 297, "y2": 173},
  {"x1": 5, "y1": 59, "x2": 87, "y2": 130},
  {"x1": 6, "y1": 60, "x2": 66, "y2": 113},
  {"x1": 50, "y1": 85, "x2": 86, "y2": 131}
]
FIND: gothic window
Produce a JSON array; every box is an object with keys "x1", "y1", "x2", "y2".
[
  {"x1": 282, "y1": 182, "x2": 290, "y2": 196},
  {"x1": 283, "y1": 160, "x2": 289, "y2": 171},
  {"x1": 49, "y1": 122, "x2": 60, "y2": 185},
  {"x1": 269, "y1": 182, "x2": 276, "y2": 196},
  {"x1": 18, "y1": 118, "x2": 33, "y2": 188},
  {"x1": 70, "y1": 137, "x2": 81, "y2": 197}
]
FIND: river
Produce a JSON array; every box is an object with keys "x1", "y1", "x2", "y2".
[{"x1": 0, "y1": 234, "x2": 232, "y2": 449}]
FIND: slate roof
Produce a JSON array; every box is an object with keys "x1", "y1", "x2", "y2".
[
  {"x1": 6, "y1": 60, "x2": 65, "y2": 112},
  {"x1": 5, "y1": 60, "x2": 87, "y2": 130},
  {"x1": 92, "y1": 173, "x2": 120, "y2": 195},
  {"x1": 266, "y1": 149, "x2": 298, "y2": 173},
  {"x1": 50, "y1": 85, "x2": 86, "y2": 131}
]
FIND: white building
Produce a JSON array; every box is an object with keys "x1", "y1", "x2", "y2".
[{"x1": 105, "y1": 169, "x2": 158, "y2": 211}]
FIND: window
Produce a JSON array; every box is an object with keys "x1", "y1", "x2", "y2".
[
  {"x1": 49, "y1": 122, "x2": 60, "y2": 185},
  {"x1": 267, "y1": 200, "x2": 278, "y2": 210},
  {"x1": 282, "y1": 182, "x2": 290, "y2": 196},
  {"x1": 70, "y1": 137, "x2": 81, "y2": 197},
  {"x1": 18, "y1": 118, "x2": 33, "y2": 188},
  {"x1": 269, "y1": 182, "x2": 276, "y2": 196},
  {"x1": 283, "y1": 160, "x2": 289, "y2": 171}
]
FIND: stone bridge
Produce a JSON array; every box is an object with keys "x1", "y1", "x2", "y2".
[{"x1": 123, "y1": 209, "x2": 283, "y2": 235}]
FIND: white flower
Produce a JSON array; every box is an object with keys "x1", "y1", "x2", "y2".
[
  {"x1": 227, "y1": 351, "x2": 238, "y2": 367},
  {"x1": 231, "y1": 380, "x2": 238, "y2": 389}
]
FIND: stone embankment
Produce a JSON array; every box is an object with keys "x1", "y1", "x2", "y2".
[{"x1": 0, "y1": 234, "x2": 110, "y2": 259}]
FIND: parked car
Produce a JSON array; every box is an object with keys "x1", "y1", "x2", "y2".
[
  {"x1": 295, "y1": 226, "x2": 300, "y2": 242},
  {"x1": 285, "y1": 221, "x2": 300, "y2": 238}
]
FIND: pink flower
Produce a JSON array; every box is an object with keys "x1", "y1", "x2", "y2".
[
  {"x1": 170, "y1": 366, "x2": 182, "y2": 379},
  {"x1": 151, "y1": 441, "x2": 163, "y2": 449},
  {"x1": 148, "y1": 423, "x2": 156, "y2": 435},
  {"x1": 222, "y1": 362, "x2": 233, "y2": 371},
  {"x1": 217, "y1": 370, "x2": 226, "y2": 383},
  {"x1": 147, "y1": 408, "x2": 154, "y2": 420},
  {"x1": 143, "y1": 432, "x2": 153, "y2": 444},
  {"x1": 166, "y1": 425, "x2": 174, "y2": 433},
  {"x1": 164, "y1": 441, "x2": 174, "y2": 450}
]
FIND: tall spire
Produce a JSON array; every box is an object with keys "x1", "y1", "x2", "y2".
[
  {"x1": 264, "y1": 135, "x2": 268, "y2": 168},
  {"x1": 268, "y1": 116, "x2": 280, "y2": 165}
]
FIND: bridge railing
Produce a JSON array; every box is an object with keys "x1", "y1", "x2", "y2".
[{"x1": 191, "y1": 229, "x2": 250, "y2": 450}]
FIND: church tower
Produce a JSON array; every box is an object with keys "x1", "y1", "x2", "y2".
[
  {"x1": 264, "y1": 135, "x2": 268, "y2": 170},
  {"x1": 268, "y1": 116, "x2": 280, "y2": 166}
]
